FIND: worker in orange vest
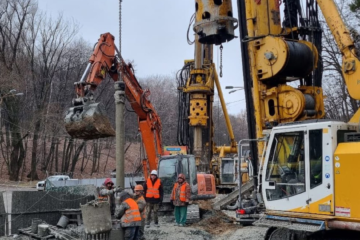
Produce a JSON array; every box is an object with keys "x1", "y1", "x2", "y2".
[
  {"x1": 115, "y1": 191, "x2": 142, "y2": 240},
  {"x1": 133, "y1": 185, "x2": 146, "y2": 240},
  {"x1": 99, "y1": 178, "x2": 116, "y2": 215},
  {"x1": 143, "y1": 170, "x2": 163, "y2": 227},
  {"x1": 170, "y1": 173, "x2": 191, "y2": 227}
]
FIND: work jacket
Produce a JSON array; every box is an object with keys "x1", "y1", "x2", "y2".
[
  {"x1": 171, "y1": 181, "x2": 191, "y2": 206},
  {"x1": 115, "y1": 198, "x2": 142, "y2": 227},
  {"x1": 99, "y1": 187, "x2": 115, "y2": 215},
  {"x1": 134, "y1": 195, "x2": 146, "y2": 219},
  {"x1": 143, "y1": 177, "x2": 163, "y2": 204}
]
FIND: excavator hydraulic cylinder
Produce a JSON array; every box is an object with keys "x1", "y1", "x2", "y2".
[{"x1": 194, "y1": 0, "x2": 237, "y2": 45}]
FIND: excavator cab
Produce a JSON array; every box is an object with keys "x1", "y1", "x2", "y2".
[{"x1": 64, "y1": 96, "x2": 115, "y2": 140}]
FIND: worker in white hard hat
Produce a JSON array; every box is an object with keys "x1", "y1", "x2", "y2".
[{"x1": 143, "y1": 169, "x2": 163, "y2": 228}]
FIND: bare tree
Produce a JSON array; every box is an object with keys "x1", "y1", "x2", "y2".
[
  {"x1": 0, "y1": 0, "x2": 36, "y2": 180},
  {"x1": 22, "y1": 13, "x2": 78, "y2": 180},
  {"x1": 321, "y1": 0, "x2": 359, "y2": 120}
]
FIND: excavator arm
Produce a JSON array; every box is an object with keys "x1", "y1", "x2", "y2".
[
  {"x1": 316, "y1": 0, "x2": 360, "y2": 100},
  {"x1": 119, "y1": 56, "x2": 163, "y2": 179},
  {"x1": 65, "y1": 32, "x2": 162, "y2": 179}
]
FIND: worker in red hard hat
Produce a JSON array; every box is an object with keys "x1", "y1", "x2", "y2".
[
  {"x1": 170, "y1": 173, "x2": 191, "y2": 227},
  {"x1": 133, "y1": 185, "x2": 146, "y2": 240},
  {"x1": 143, "y1": 169, "x2": 163, "y2": 227},
  {"x1": 99, "y1": 178, "x2": 116, "y2": 215}
]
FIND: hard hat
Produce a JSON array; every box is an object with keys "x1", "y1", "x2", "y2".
[
  {"x1": 104, "y1": 178, "x2": 114, "y2": 185},
  {"x1": 150, "y1": 170, "x2": 158, "y2": 176},
  {"x1": 178, "y1": 173, "x2": 186, "y2": 180},
  {"x1": 134, "y1": 185, "x2": 144, "y2": 191}
]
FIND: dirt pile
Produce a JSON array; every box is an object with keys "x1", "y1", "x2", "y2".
[
  {"x1": 65, "y1": 113, "x2": 115, "y2": 140},
  {"x1": 194, "y1": 210, "x2": 239, "y2": 236}
]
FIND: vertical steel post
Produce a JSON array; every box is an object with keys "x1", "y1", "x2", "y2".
[
  {"x1": 116, "y1": 1, "x2": 124, "y2": 239},
  {"x1": 114, "y1": 81, "x2": 125, "y2": 240},
  {"x1": 193, "y1": 34, "x2": 203, "y2": 168},
  {"x1": 114, "y1": 82, "x2": 125, "y2": 189}
]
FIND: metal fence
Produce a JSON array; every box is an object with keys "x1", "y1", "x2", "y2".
[{"x1": 2, "y1": 191, "x2": 94, "y2": 236}]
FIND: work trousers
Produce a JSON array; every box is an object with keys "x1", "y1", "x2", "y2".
[
  {"x1": 145, "y1": 203, "x2": 159, "y2": 224},
  {"x1": 138, "y1": 219, "x2": 145, "y2": 240},
  {"x1": 124, "y1": 226, "x2": 140, "y2": 240},
  {"x1": 174, "y1": 205, "x2": 187, "y2": 225}
]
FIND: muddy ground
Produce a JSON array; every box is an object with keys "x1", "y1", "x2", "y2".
[
  {"x1": 144, "y1": 216, "x2": 268, "y2": 240},
  {"x1": 0, "y1": 189, "x2": 268, "y2": 239},
  {"x1": 143, "y1": 198, "x2": 268, "y2": 240}
]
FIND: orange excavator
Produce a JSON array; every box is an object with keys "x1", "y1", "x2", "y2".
[
  {"x1": 64, "y1": 33, "x2": 215, "y2": 216},
  {"x1": 65, "y1": 32, "x2": 161, "y2": 179}
]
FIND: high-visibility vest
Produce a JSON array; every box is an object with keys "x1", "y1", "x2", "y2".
[
  {"x1": 146, "y1": 178, "x2": 161, "y2": 199},
  {"x1": 135, "y1": 196, "x2": 146, "y2": 219},
  {"x1": 98, "y1": 195, "x2": 108, "y2": 201},
  {"x1": 121, "y1": 198, "x2": 142, "y2": 223},
  {"x1": 172, "y1": 183, "x2": 187, "y2": 202}
]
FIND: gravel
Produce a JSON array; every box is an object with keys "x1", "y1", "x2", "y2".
[
  {"x1": 145, "y1": 222, "x2": 212, "y2": 240},
  {"x1": 144, "y1": 214, "x2": 269, "y2": 240},
  {"x1": 145, "y1": 223, "x2": 269, "y2": 240}
]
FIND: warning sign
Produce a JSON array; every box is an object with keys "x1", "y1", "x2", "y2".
[{"x1": 335, "y1": 207, "x2": 351, "y2": 217}]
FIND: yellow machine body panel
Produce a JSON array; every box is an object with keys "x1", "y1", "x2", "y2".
[
  {"x1": 334, "y1": 142, "x2": 360, "y2": 219},
  {"x1": 290, "y1": 194, "x2": 333, "y2": 214}
]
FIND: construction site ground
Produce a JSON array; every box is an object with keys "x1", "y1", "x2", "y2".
[
  {"x1": 140, "y1": 195, "x2": 268, "y2": 240},
  {"x1": 144, "y1": 219, "x2": 267, "y2": 240},
  {"x1": 0, "y1": 187, "x2": 268, "y2": 240}
]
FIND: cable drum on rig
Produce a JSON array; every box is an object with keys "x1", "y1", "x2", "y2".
[
  {"x1": 255, "y1": 36, "x2": 318, "y2": 81},
  {"x1": 277, "y1": 40, "x2": 318, "y2": 79}
]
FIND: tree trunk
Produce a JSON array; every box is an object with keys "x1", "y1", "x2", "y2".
[
  {"x1": 80, "y1": 143, "x2": 87, "y2": 173},
  {"x1": 64, "y1": 138, "x2": 74, "y2": 173},
  {"x1": 91, "y1": 140, "x2": 98, "y2": 175},
  {"x1": 70, "y1": 141, "x2": 86, "y2": 173},
  {"x1": 61, "y1": 138, "x2": 68, "y2": 173},
  {"x1": 44, "y1": 137, "x2": 56, "y2": 171},
  {"x1": 9, "y1": 131, "x2": 25, "y2": 181},
  {"x1": 55, "y1": 138, "x2": 59, "y2": 172},
  {"x1": 29, "y1": 120, "x2": 41, "y2": 180}
]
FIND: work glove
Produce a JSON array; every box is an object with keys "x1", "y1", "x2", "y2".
[{"x1": 115, "y1": 187, "x2": 123, "y2": 193}]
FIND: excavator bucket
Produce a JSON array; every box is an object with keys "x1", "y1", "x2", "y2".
[{"x1": 64, "y1": 101, "x2": 115, "y2": 140}]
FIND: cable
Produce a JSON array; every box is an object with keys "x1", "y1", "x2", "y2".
[
  {"x1": 176, "y1": 63, "x2": 191, "y2": 147},
  {"x1": 187, "y1": 13, "x2": 196, "y2": 45}
]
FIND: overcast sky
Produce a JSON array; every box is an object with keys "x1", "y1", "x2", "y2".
[{"x1": 37, "y1": 0, "x2": 246, "y2": 115}]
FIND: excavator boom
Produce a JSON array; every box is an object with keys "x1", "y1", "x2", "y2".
[
  {"x1": 64, "y1": 33, "x2": 118, "y2": 139},
  {"x1": 64, "y1": 32, "x2": 162, "y2": 178}
]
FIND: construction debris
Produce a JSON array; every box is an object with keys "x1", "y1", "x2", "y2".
[
  {"x1": 212, "y1": 178, "x2": 254, "y2": 210},
  {"x1": 0, "y1": 184, "x2": 270, "y2": 240}
]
